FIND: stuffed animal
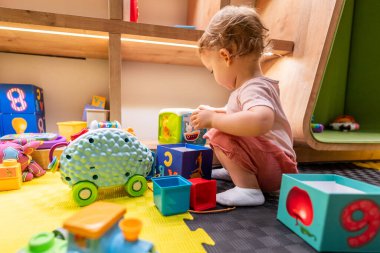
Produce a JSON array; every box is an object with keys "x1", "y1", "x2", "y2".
[
  {"x1": 0, "y1": 141, "x2": 45, "y2": 182},
  {"x1": 329, "y1": 115, "x2": 360, "y2": 131}
]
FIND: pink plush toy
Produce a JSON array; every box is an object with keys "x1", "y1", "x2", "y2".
[{"x1": 0, "y1": 141, "x2": 45, "y2": 182}]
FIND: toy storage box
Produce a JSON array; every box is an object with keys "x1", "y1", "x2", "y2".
[
  {"x1": 156, "y1": 144, "x2": 213, "y2": 179},
  {"x1": 152, "y1": 175, "x2": 191, "y2": 216},
  {"x1": 277, "y1": 174, "x2": 380, "y2": 252}
]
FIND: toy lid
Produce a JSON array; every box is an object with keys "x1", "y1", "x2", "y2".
[
  {"x1": 159, "y1": 108, "x2": 194, "y2": 115},
  {"x1": 63, "y1": 202, "x2": 126, "y2": 239}
]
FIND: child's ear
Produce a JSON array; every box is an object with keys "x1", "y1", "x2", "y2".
[{"x1": 219, "y1": 48, "x2": 232, "y2": 65}]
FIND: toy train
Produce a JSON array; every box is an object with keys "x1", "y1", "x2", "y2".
[{"x1": 19, "y1": 202, "x2": 157, "y2": 253}]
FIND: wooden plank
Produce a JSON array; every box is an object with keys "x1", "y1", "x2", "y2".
[
  {"x1": 261, "y1": 39, "x2": 294, "y2": 62},
  {"x1": 121, "y1": 34, "x2": 201, "y2": 66},
  {"x1": 0, "y1": 7, "x2": 203, "y2": 41},
  {"x1": 295, "y1": 146, "x2": 380, "y2": 163},
  {"x1": 0, "y1": 21, "x2": 201, "y2": 65},
  {"x1": 108, "y1": 33, "x2": 122, "y2": 122},
  {"x1": 0, "y1": 22, "x2": 108, "y2": 59},
  {"x1": 187, "y1": 0, "x2": 223, "y2": 30},
  {"x1": 109, "y1": 0, "x2": 123, "y2": 20}
]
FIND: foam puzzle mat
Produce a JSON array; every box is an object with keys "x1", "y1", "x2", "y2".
[{"x1": 0, "y1": 172, "x2": 214, "y2": 253}]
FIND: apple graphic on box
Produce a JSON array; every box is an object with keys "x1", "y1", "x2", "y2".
[{"x1": 286, "y1": 186, "x2": 314, "y2": 226}]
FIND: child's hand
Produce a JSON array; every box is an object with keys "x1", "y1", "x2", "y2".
[{"x1": 190, "y1": 110, "x2": 215, "y2": 129}]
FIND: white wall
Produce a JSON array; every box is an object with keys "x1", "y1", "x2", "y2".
[{"x1": 0, "y1": 0, "x2": 229, "y2": 140}]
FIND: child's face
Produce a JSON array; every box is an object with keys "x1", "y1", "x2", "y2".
[{"x1": 200, "y1": 49, "x2": 236, "y2": 90}]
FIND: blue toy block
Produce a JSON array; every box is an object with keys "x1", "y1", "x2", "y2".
[
  {"x1": 158, "y1": 108, "x2": 207, "y2": 145},
  {"x1": 277, "y1": 174, "x2": 380, "y2": 252},
  {"x1": 0, "y1": 84, "x2": 45, "y2": 115},
  {"x1": 156, "y1": 144, "x2": 213, "y2": 179},
  {"x1": 152, "y1": 175, "x2": 191, "y2": 216},
  {"x1": 0, "y1": 114, "x2": 3, "y2": 136},
  {"x1": 2, "y1": 113, "x2": 45, "y2": 134}
]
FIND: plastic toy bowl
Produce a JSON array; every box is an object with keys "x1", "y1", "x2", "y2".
[
  {"x1": 119, "y1": 218, "x2": 142, "y2": 242},
  {"x1": 57, "y1": 121, "x2": 87, "y2": 141}
]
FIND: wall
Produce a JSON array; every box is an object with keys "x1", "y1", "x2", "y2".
[
  {"x1": 0, "y1": 0, "x2": 229, "y2": 140},
  {"x1": 0, "y1": 53, "x2": 109, "y2": 132},
  {"x1": 121, "y1": 62, "x2": 227, "y2": 140}
]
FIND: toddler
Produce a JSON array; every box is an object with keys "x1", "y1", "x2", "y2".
[{"x1": 190, "y1": 6, "x2": 298, "y2": 206}]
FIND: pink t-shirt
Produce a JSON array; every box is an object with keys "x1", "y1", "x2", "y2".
[{"x1": 226, "y1": 76, "x2": 296, "y2": 159}]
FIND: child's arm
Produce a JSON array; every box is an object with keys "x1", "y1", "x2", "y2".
[
  {"x1": 191, "y1": 106, "x2": 274, "y2": 137},
  {"x1": 197, "y1": 105, "x2": 227, "y2": 113}
]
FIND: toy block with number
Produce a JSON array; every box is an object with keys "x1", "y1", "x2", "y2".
[
  {"x1": 0, "y1": 84, "x2": 44, "y2": 115},
  {"x1": 2, "y1": 113, "x2": 46, "y2": 134},
  {"x1": 158, "y1": 108, "x2": 207, "y2": 145},
  {"x1": 156, "y1": 144, "x2": 213, "y2": 179},
  {"x1": 277, "y1": 174, "x2": 380, "y2": 252},
  {"x1": 0, "y1": 84, "x2": 45, "y2": 135}
]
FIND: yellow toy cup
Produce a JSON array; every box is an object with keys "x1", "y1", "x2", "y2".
[
  {"x1": 57, "y1": 121, "x2": 87, "y2": 141},
  {"x1": 119, "y1": 218, "x2": 142, "y2": 242}
]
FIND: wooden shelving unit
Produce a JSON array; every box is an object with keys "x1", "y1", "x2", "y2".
[{"x1": 0, "y1": 7, "x2": 203, "y2": 64}]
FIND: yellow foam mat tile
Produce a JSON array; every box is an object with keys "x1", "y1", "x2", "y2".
[
  {"x1": 354, "y1": 161, "x2": 380, "y2": 171},
  {"x1": 0, "y1": 173, "x2": 215, "y2": 253}
]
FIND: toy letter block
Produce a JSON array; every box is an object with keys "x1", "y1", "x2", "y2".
[
  {"x1": 91, "y1": 95, "x2": 106, "y2": 109},
  {"x1": 158, "y1": 108, "x2": 207, "y2": 145},
  {"x1": 277, "y1": 174, "x2": 380, "y2": 252},
  {"x1": 152, "y1": 175, "x2": 191, "y2": 216},
  {"x1": 156, "y1": 144, "x2": 213, "y2": 179},
  {"x1": 0, "y1": 159, "x2": 22, "y2": 191},
  {"x1": 0, "y1": 84, "x2": 44, "y2": 114},
  {"x1": 189, "y1": 178, "x2": 216, "y2": 211}
]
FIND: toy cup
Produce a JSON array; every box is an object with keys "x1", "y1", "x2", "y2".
[{"x1": 119, "y1": 218, "x2": 142, "y2": 242}]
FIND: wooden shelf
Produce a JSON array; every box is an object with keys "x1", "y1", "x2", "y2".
[{"x1": 0, "y1": 7, "x2": 203, "y2": 65}]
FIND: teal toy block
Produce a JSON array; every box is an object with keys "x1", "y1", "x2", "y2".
[
  {"x1": 152, "y1": 175, "x2": 191, "y2": 216},
  {"x1": 156, "y1": 144, "x2": 213, "y2": 179},
  {"x1": 158, "y1": 108, "x2": 206, "y2": 145},
  {"x1": 277, "y1": 174, "x2": 380, "y2": 252}
]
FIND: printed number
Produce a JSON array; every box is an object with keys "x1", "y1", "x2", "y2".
[
  {"x1": 6, "y1": 88, "x2": 27, "y2": 112},
  {"x1": 38, "y1": 118, "x2": 44, "y2": 133},
  {"x1": 36, "y1": 89, "x2": 41, "y2": 101},
  {"x1": 341, "y1": 199, "x2": 380, "y2": 248},
  {"x1": 164, "y1": 151, "x2": 172, "y2": 167}
]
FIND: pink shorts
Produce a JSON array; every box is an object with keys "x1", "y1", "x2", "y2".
[{"x1": 205, "y1": 128, "x2": 298, "y2": 192}]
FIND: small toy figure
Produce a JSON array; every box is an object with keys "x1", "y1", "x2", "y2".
[
  {"x1": 311, "y1": 115, "x2": 324, "y2": 133},
  {"x1": 329, "y1": 115, "x2": 360, "y2": 131},
  {"x1": 0, "y1": 141, "x2": 45, "y2": 182},
  {"x1": 19, "y1": 202, "x2": 157, "y2": 253}
]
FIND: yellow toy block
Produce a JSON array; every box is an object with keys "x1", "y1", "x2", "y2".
[{"x1": 91, "y1": 95, "x2": 106, "y2": 109}]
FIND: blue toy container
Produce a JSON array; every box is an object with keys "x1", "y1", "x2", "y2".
[
  {"x1": 156, "y1": 144, "x2": 213, "y2": 179},
  {"x1": 152, "y1": 175, "x2": 191, "y2": 216},
  {"x1": 277, "y1": 174, "x2": 380, "y2": 252}
]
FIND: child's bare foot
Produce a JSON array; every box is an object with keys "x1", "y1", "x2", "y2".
[{"x1": 216, "y1": 186, "x2": 265, "y2": 206}]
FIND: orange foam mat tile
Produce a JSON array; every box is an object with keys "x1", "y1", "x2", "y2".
[{"x1": 0, "y1": 172, "x2": 215, "y2": 253}]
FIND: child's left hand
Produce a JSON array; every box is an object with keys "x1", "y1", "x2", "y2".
[{"x1": 190, "y1": 110, "x2": 216, "y2": 129}]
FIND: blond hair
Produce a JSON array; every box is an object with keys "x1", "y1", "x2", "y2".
[{"x1": 198, "y1": 5, "x2": 268, "y2": 58}]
